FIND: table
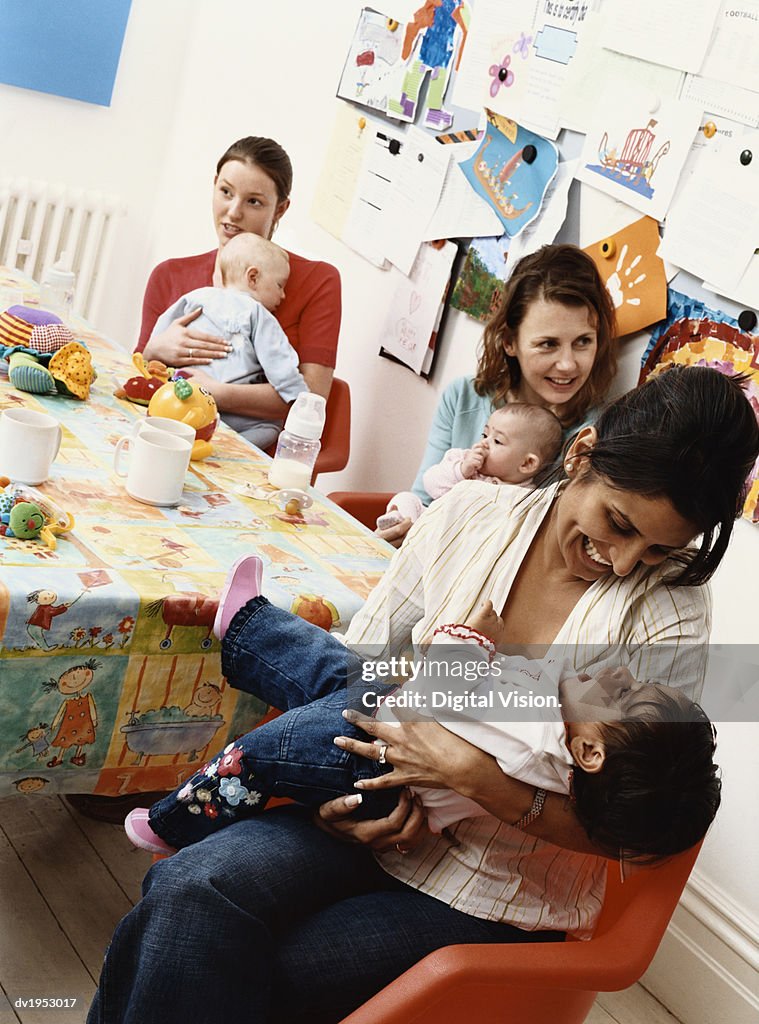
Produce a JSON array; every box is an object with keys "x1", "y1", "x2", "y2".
[{"x1": 0, "y1": 268, "x2": 391, "y2": 798}]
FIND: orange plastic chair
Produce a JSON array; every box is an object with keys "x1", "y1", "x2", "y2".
[
  {"x1": 338, "y1": 842, "x2": 702, "y2": 1024},
  {"x1": 327, "y1": 491, "x2": 394, "y2": 531},
  {"x1": 312, "y1": 377, "x2": 351, "y2": 483}
]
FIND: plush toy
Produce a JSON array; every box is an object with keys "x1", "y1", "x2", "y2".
[
  {"x1": 114, "y1": 353, "x2": 173, "y2": 405},
  {"x1": 0, "y1": 484, "x2": 75, "y2": 550},
  {"x1": 0, "y1": 306, "x2": 74, "y2": 354},
  {"x1": 2, "y1": 339, "x2": 95, "y2": 400},
  {"x1": 147, "y1": 378, "x2": 219, "y2": 460}
]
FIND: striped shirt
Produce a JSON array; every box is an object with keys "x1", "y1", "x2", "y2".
[{"x1": 344, "y1": 480, "x2": 711, "y2": 937}]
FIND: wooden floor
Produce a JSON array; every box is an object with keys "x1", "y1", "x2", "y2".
[{"x1": 0, "y1": 795, "x2": 682, "y2": 1024}]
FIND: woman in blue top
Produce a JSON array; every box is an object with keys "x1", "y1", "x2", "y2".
[{"x1": 380, "y1": 243, "x2": 617, "y2": 545}]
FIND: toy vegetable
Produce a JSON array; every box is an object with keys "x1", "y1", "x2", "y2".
[
  {"x1": 147, "y1": 378, "x2": 219, "y2": 460},
  {"x1": 114, "y1": 353, "x2": 173, "y2": 405}
]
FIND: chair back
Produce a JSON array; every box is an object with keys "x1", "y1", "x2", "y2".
[{"x1": 312, "y1": 377, "x2": 351, "y2": 482}]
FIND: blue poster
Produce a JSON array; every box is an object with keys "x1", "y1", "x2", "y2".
[{"x1": 0, "y1": 0, "x2": 132, "y2": 107}]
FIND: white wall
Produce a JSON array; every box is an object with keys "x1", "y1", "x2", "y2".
[{"x1": 2, "y1": 0, "x2": 757, "y2": 1015}]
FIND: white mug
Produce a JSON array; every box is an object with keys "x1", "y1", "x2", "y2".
[
  {"x1": 132, "y1": 416, "x2": 196, "y2": 446},
  {"x1": 114, "y1": 428, "x2": 192, "y2": 506},
  {"x1": 0, "y1": 408, "x2": 62, "y2": 485}
]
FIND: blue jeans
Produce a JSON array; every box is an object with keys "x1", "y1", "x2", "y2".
[
  {"x1": 88, "y1": 806, "x2": 564, "y2": 1024},
  {"x1": 88, "y1": 599, "x2": 565, "y2": 1023},
  {"x1": 149, "y1": 598, "x2": 398, "y2": 847}
]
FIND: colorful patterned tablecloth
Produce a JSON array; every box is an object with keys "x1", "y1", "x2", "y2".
[{"x1": 0, "y1": 268, "x2": 391, "y2": 798}]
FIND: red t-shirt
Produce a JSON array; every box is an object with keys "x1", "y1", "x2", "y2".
[{"x1": 136, "y1": 248, "x2": 341, "y2": 368}]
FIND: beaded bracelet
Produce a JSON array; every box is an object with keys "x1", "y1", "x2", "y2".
[
  {"x1": 511, "y1": 787, "x2": 547, "y2": 830},
  {"x1": 433, "y1": 623, "x2": 496, "y2": 663}
]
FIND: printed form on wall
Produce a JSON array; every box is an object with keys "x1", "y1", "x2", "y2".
[{"x1": 600, "y1": 0, "x2": 723, "y2": 73}]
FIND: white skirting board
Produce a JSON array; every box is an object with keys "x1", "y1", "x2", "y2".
[{"x1": 641, "y1": 872, "x2": 759, "y2": 1024}]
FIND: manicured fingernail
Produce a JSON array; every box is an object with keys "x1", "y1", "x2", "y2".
[
  {"x1": 342, "y1": 709, "x2": 356, "y2": 721},
  {"x1": 345, "y1": 793, "x2": 362, "y2": 806},
  {"x1": 333, "y1": 737, "x2": 347, "y2": 748},
  {"x1": 354, "y1": 780, "x2": 365, "y2": 789}
]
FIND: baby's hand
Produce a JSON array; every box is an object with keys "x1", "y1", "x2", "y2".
[
  {"x1": 460, "y1": 447, "x2": 485, "y2": 479},
  {"x1": 465, "y1": 600, "x2": 506, "y2": 644}
]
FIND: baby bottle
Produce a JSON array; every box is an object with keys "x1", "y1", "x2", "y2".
[
  {"x1": 268, "y1": 392, "x2": 326, "y2": 490},
  {"x1": 40, "y1": 253, "x2": 76, "y2": 321}
]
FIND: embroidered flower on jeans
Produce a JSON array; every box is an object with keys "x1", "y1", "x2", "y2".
[
  {"x1": 177, "y1": 782, "x2": 194, "y2": 803},
  {"x1": 204, "y1": 802, "x2": 219, "y2": 819},
  {"x1": 217, "y1": 745, "x2": 243, "y2": 777},
  {"x1": 188, "y1": 804, "x2": 201, "y2": 815},
  {"x1": 196, "y1": 788, "x2": 213, "y2": 803},
  {"x1": 202, "y1": 759, "x2": 219, "y2": 778},
  {"x1": 219, "y1": 776, "x2": 249, "y2": 807},
  {"x1": 244, "y1": 790, "x2": 262, "y2": 807}
]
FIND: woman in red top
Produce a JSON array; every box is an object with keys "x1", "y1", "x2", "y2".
[{"x1": 137, "y1": 136, "x2": 341, "y2": 425}]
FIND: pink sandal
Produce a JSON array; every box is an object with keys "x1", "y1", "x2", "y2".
[
  {"x1": 124, "y1": 808, "x2": 176, "y2": 855},
  {"x1": 213, "y1": 555, "x2": 264, "y2": 641}
]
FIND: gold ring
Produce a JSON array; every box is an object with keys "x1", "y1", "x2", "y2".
[
  {"x1": 377, "y1": 744, "x2": 388, "y2": 765},
  {"x1": 189, "y1": 348, "x2": 194, "y2": 358}
]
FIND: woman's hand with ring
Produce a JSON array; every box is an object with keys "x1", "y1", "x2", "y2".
[
  {"x1": 334, "y1": 708, "x2": 484, "y2": 793},
  {"x1": 142, "y1": 307, "x2": 230, "y2": 367}
]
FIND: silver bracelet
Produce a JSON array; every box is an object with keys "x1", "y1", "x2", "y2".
[{"x1": 512, "y1": 787, "x2": 547, "y2": 830}]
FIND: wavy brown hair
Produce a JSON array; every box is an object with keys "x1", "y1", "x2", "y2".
[{"x1": 474, "y1": 244, "x2": 617, "y2": 426}]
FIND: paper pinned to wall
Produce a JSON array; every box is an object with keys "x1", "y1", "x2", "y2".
[
  {"x1": 379, "y1": 240, "x2": 458, "y2": 374},
  {"x1": 375, "y1": 126, "x2": 452, "y2": 275},
  {"x1": 681, "y1": 73, "x2": 759, "y2": 129},
  {"x1": 459, "y1": 111, "x2": 559, "y2": 237},
  {"x1": 422, "y1": 141, "x2": 504, "y2": 241},
  {"x1": 504, "y1": 160, "x2": 577, "y2": 275},
  {"x1": 584, "y1": 216, "x2": 667, "y2": 337},
  {"x1": 311, "y1": 102, "x2": 372, "y2": 241},
  {"x1": 600, "y1": 0, "x2": 722, "y2": 73},
  {"x1": 343, "y1": 121, "x2": 408, "y2": 269},
  {"x1": 451, "y1": 233, "x2": 511, "y2": 322},
  {"x1": 336, "y1": 8, "x2": 407, "y2": 114},
  {"x1": 576, "y1": 95, "x2": 704, "y2": 221},
  {"x1": 698, "y1": 0, "x2": 759, "y2": 93},
  {"x1": 559, "y1": 10, "x2": 684, "y2": 133},
  {"x1": 658, "y1": 131, "x2": 759, "y2": 298},
  {"x1": 453, "y1": 0, "x2": 590, "y2": 140}
]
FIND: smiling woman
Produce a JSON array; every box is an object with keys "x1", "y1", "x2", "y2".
[
  {"x1": 86, "y1": 365, "x2": 759, "y2": 1024},
  {"x1": 377, "y1": 244, "x2": 617, "y2": 547}
]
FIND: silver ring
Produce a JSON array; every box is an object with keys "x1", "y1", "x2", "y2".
[
  {"x1": 188, "y1": 347, "x2": 194, "y2": 359},
  {"x1": 377, "y1": 744, "x2": 388, "y2": 765},
  {"x1": 395, "y1": 843, "x2": 409, "y2": 855}
]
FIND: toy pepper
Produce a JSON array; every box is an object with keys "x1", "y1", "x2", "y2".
[
  {"x1": 147, "y1": 377, "x2": 219, "y2": 460},
  {"x1": 114, "y1": 353, "x2": 173, "y2": 405}
]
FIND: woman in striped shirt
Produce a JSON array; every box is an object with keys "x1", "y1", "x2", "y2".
[{"x1": 88, "y1": 367, "x2": 759, "y2": 1024}]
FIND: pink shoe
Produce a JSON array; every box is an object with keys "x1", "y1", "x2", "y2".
[
  {"x1": 213, "y1": 555, "x2": 264, "y2": 641},
  {"x1": 124, "y1": 808, "x2": 175, "y2": 855}
]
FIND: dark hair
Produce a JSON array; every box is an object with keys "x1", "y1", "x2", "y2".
[
  {"x1": 583, "y1": 365, "x2": 759, "y2": 585},
  {"x1": 475, "y1": 244, "x2": 617, "y2": 425},
  {"x1": 572, "y1": 690, "x2": 721, "y2": 862},
  {"x1": 216, "y1": 137, "x2": 293, "y2": 205}
]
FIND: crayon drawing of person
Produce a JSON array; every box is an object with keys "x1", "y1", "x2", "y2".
[{"x1": 44, "y1": 659, "x2": 100, "y2": 767}]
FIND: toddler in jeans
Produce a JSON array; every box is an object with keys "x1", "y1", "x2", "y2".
[
  {"x1": 379, "y1": 403, "x2": 563, "y2": 528},
  {"x1": 126, "y1": 557, "x2": 720, "y2": 862},
  {"x1": 149, "y1": 232, "x2": 306, "y2": 448}
]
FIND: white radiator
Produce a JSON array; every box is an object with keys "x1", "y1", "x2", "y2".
[{"x1": 0, "y1": 177, "x2": 124, "y2": 321}]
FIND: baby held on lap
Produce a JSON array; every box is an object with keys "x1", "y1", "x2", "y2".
[{"x1": 379, "y1": 403, "x2": 563, "y2": 529}]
